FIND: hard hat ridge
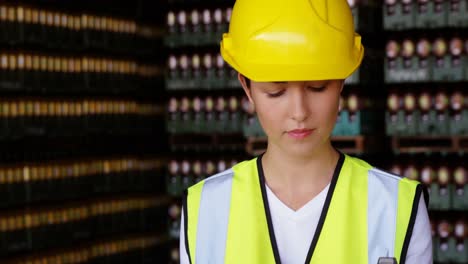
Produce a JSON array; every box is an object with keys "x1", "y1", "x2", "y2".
[{"x1": 220, "y1": 0, "x2": 364, "y2": 82}]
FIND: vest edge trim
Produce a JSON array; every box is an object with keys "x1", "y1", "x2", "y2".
[
  {"x1": 305, "y1": 152, "x2": 346, "y2": 263},
  {"x1": 183, "y1": 192, "x2": 192, "y2": 264},
  {"x1": 399, "y1": 184, "x2": 423, "y2": 264},
  {"x1": 257, "y1": 154, "x2": 282, "y2": 264}
]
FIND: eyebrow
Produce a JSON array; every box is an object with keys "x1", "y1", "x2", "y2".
[{"x1": 271, "y1": 81, "x2": 329, "y2": 86}]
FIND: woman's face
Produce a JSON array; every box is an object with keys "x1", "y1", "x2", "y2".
[{"x1": 240, "y1": 74, "x2": 343, "y2": 157}]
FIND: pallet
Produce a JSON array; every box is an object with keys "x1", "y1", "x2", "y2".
[
  {"x1": 392, "y1": 136, "x2": 468, "y2": 154},
  {"x1": 246, "y1": 136, "x2": 374, "y2": 156},
  {"x1": 331, "y1": 136, "x2": 369, "y2": 155},
  {"x1": 169, "y1": 133, "x2": 245, "y2": 152}
]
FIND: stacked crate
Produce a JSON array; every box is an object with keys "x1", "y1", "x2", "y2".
[
  {"x1": 383, "y1": 0, "x2": 467, "y2": 262},
  {"x1": 0, "y1": 0, "x2": 169, "y2": 263},
  {"x1": 163, "y1": 1, "x2": 247, "y2": 262}
]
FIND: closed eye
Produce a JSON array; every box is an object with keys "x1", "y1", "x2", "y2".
[
  {"x1": 266, "y1": 85, "x2": 326, "y2": 97},
  {"x1": 266, "y1": 90, "x2": 285, "y2": 98},
  {"x1": 307, "y1": 86, "x2": 326, "y2": 92}
]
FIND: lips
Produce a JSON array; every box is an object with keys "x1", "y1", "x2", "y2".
[{"x1": 287, "y1": 129, "x2": 314, "y2": 139}]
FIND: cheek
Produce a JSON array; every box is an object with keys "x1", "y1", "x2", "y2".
[
  {"x1": 251, "y1": 94, "x2": 287, "y2": 133},
  {"x1": 255, "y1": 100, "x2": 283, "y2": 130},
  {"x1": 310, "y1": 93, "x2": 340, "y2": 122}
]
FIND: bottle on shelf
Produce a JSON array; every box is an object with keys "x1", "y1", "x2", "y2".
[
  {"x1": 383, "y1": 0, "x2": 415, "y2": 30},
  {"x1": 448, "y1": 0, "x2": 468, "y2": 27},
  {"x1": 433, "y1": 37, "x2": 464, "y2": 81},
  {"x1": 449, "y1": 90, "x2": 466, "y2": 135},
  {"x1": 168, "y1": 203, "x2": 181, "y2": 239},
  {"x1": 436, "y1": 165, "x2": 452, "y2": 210},
  {"x1": 204, "y1": 96, "x2": 215, "y2": 133},
  {"x1": 177, "y1": 11, "x2": 187, "y2": 46},
  {"x1": 202, "y1": 53, "x2": 215, "y2": 89},
  {"x1": 403, "y1": 91, "x2": 418, "y2": 135},
  {"x1": 436, "y1": 219, "x2": 454, "y2": 262},
  {"x1": 192, "y1": 97, "x2": 204, "y2": 133},
  {"x1": 213, "y1": 8, "x2": 224, "y2": 41},
  {"x1": 452, "y1": 166, "x2": 467, "y2": 210},
  {"x1": 228, "y1": 96, "x2": 242, "y2": 134},
  {"x1": 385, "y1": 90, "x2": 402, "y2": 135},
  {"x1": 385, "y1": 40, "x2": 400, "y2": 82},
  {"x1": 189, "y1": 9, "x2": 201, "y2": 46},
  {"x1": 201, "y1": 9, "x2": 213, "y2": 45},
  {"x1": 434, "y1": 90, "x2": 450, "y2": 135},
  {"x1": 166, "y1": 11, "x2": 177, "y2": 47},
  {"x1": 401, "y1": 39, "x2": 417, "y2": 75},
  {"x1": 421, "y1": 164, "x2": 437, "y2": 209},
  {"x1": 180, "y1": 160, "x2": 192, "y2": 192},
  {"x1": 180, "y1": 97, "x2": 192, "y2": 135},
  {"x1": 417, "y1": 90, "x2": 434, "y2": 135},
  {"x1": 416, "y1": 38, "x2": 432, "y2": 81},
  {"x1": 453, "y1": 219, "x2": 467, "y2": 263},
  {"x1": 215, "y1": 96, "x2": 228, "y2": 134},
  {"x1": 179, "y1": 55, "x2": 192, "y2": 89},
  {"x1": 217, "y1": 160, "x2": 227, "y2": 174},
  {"x1": 167, "y1": 55, "x2": 180, "y2": 90},
  {"x1": 404, "y1": 163, "x2": 419, "y2": 181},
  {"x1": 415, "y1": 0, "x2": 448, "y2": 29},
  {"x1": 191, "y1": 54, "x2": 202, "y2": 89},
  {"x1": 193, "y1": 160, "x2": 204, "y2": 184},
  {"x1": 205, "y1": 160, "x2": 216, "y2": 179},
  {"x1": 215, "y1": 53, "x2": 227, "y2": 89},
  {"x1": 449, "y1": 37, "x2": 464, "y2": 79}
]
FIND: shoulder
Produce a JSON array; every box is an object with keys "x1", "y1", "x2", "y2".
[
  {"x1": 368, "y1": 167, "x2": 405, "y2": 182},
  {"x1": 344, "y1": 154, "x2": 373, "y2": 170},
  {"x1": 369, "y1": 167, "x2": 421, "y2": 190},
  {"x1": 187, "y1": 168, "x2": 234, "y2": 195},
  {"x1": 346, "y1": 156, "x2": 426, "y2": 208},
  {"x1": 187, "y1": 157, "x2": 257, "y2": 194},
  {"x1": 345, "y1": 154, "x2": 419, "y2": 185}
]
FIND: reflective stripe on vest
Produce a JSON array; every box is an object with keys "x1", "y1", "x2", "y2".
[
  {"x1": 367, "y1": 169, "x2": 400, "y2": 261},
  {"x1": 186, "y1": 154, "x2": 420, "y2": 264},
  {"x1": 196, "y1": 169, "x2": 233, "y2": 263}
]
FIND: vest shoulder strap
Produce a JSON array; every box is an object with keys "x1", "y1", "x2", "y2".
[
  {"x1": 185, "y1": 168, "x2": 236, "y2": 264},
  {"x1": 368, "y1": 167, "x2": 422, "y2": 264}
]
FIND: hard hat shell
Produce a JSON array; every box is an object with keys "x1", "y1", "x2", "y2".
[{"x1": 220, "y1": 0, "x2": 364, "y2": 82}]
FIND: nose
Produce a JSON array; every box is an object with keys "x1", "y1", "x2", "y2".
[{"x1": 290, "y1": 86, "x2": 309, "y2": 122}]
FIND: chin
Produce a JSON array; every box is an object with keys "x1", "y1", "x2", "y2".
[{"x1": 281, "y1": 141, "x2": 322, "y2": 158}]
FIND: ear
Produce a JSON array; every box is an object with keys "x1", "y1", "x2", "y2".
[
  {"x1": 338, "y1": 80, "x2": 345, "y2": 112},
  {"x1": 238, "y1": 73, "x2": 255, "y2": 105},
  {"x1": 340, "y1": 79, "x2": 345, "y2": 93}
]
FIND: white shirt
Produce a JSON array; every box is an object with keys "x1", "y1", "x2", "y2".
[{"x1": 179, "y1": 183, "x2": 432, "y2": 264}]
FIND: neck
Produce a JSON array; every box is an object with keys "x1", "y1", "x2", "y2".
[
  {"x1": 263, "y1": 143, "x2": 339, "y2": 183},
  {"x1": 260, "y1": 142, "x2": 340, "y2": 210}
]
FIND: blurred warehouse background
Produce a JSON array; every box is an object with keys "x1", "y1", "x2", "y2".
[{"x1": 0, "y1": 0, "x2": 466, "y2": 263}]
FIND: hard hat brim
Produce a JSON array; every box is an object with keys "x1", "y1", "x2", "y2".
[{"x1": 221, "y1": 37, "x2": 365, "y2": 82}]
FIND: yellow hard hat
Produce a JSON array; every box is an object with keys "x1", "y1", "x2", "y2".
[{"x1": 220, "y1": 0, "x2": 364, "y2": 82}]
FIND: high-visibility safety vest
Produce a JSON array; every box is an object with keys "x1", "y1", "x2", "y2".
[{"x1": 183, "y1": 153, "x2": 427, "y2": 264}]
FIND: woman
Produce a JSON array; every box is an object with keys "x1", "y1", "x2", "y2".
[{"x1": 180, "y1": 0, "x2": 432, "y2": 263}]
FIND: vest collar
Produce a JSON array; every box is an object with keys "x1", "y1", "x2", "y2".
[{"x1": 256, "y1": 151, "x2": 346, "y2": 264}]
